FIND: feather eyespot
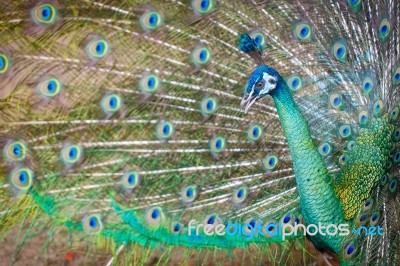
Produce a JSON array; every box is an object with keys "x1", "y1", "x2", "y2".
[
  {"x1": 342, "y1": 240, "x2": 358, "y2": 259},
  {"x1": 390, "y1": 107, "x2": 399, "y2": 122},
  {"x1": 369, "y1": 212, "x2": 380, "y2": 226},
  {"x1": 378, "y1": 18, "x2": 391, "y2": 40},
  {"x1": 121, "y1": 171, "x2": 140, "y2": 189},
  {"x1": 247, "y1": 124, "x2": 264, "y2": 142},
  {"x1": 263, "y1": 155, "x2": 279, "y2": 171},
  {"x1": 347, "y1": 141, "x2": 355, "y2": 151},
  {"x1": 156, "y1": 121, "x2": 174, "y2": 140},
  {"x1": 339, "y1": 154, "x2": 347, "y2": 165},
  {"x1": 232, "y1": 187, "x2": 248, "y2": 204},
  {"x1": 191, "y1": 46, "x2": 212, "y2": 66},
  {"x1": 10, "y1": 168, "x2": 34, "y2": 191},
  {"x1": 4, "y1": 141, "x2": 27, "y2": 161},
  {"x1": 243, "y1": 219, "x2": 259, "y2": 234},
  {"x1": 206, "y1": 215, "x2": 215, "y2": 224},
  {"x1": 33, "y1": 4, "x2": 57, "y2": 25},
  {"x1": 250, "y1": 31, "x2": 266, "y2": 49},
  {"x1": 345, "y1": 244, "x2": 356, "y2": 257},
  {"x1": 294, "y1": 23, "x2": 312, "y2": 41},
  {"x1": 294, "y1": 215, "x2": 305, "y2": 226},
  {"x1": 355, "y1": 212, "x2": 369, "y2": 226},
  {"x1": 332, "y1": 41, "x2": 347, "y2": 62},
  {"x1": 86, "y1": 39, "x2": 110, "y2": 59},
  {"x1": 358, "y1": 111, "x2": 368, "y2": 125},
  {"x1": 339, "y1": 125, "x2": 351, "y2": 138},
  {"x1": 82, "y1": 214, "x2": 103, "y2": 233},
  {"x1": 318, "y1": 142, "x2": 332, "y2": 156},
  {"x1": 140, "y1": 11, "x2": 163, "y2": 31},
  {"x1": 192, "y1": 0, "x2": 215, "y2": 14},
  {"x1": 393, "y1": 151, "x2": 400, "y2": 164},
  {"x1": 381, "y1": 174, "x2": 388, "y2": 186},
  {"x1": 0, "y1": 53, "x2": 10, "y2": 74},
  {"x1": 139, "y1": 73, "x2": 160, "y2": 94},
  {"x1": 181, "y1": 186, "x2": 197, "y2": 203},
  {"x1": 61, "y1": 144, "x2": 83, "y2": 165},
  {"x1": 373, "y1": 100, "x2": 384, "y2": 116},
  {"x1": 363, "y1": 198, "x2": 373, "y2": 211},
  {"x1": 329, "y1": 94, "x2": 343, "y2": 109},
  {"x1": 38, "y1": 78, "x2": 62, "y2": 97},
  {"x1": 394, "y1": 128, "x2": 400, "y2": 141},
  {"x1": 203, "y1": 214, "x2": 221, "y2": 227},
  {"x1": 362, "y1": 76, "x2": 374, "y2": 95},
  {"x1": 209, "y1": 136, "x2": 226, "y2": 154},
  {"x1": 262, "y1": 221, "x2": 278, "y2": 237},
  {"x1": 359, "y1": 115, "x2": 367, "y2": 124},
  {"x1": 101, "y1": 94, "x2": 122, "y2": 113},
  {"x1": 389, "y1": 178, "x2": 398, "y2": 193},
  {"x1": 281, "y1": 214, "x2": 294, "y2": 226},
  {"x1": 287, "y1": 76, "x2": 302, "y2": 91},
  {"x1": 200, "y1": 97, "x2": 218, "y2": 115},
  {"x1": 145, "y1": 207, "x2": 164, "y2": 226},
  {"x1": 170, "y1": 222, "x2": 182, "y2": 234},
  {"x1": 393, "y1": 67, "x2": 400, "y2": 85}
]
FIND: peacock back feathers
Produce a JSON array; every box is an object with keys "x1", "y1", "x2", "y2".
[{"x1": 0, "y1": 0, "x2": 399, "y2": 265}]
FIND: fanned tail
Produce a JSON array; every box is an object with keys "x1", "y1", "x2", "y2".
[{"x1": 0, "y1": 0, "x2": 399, "y2": 265}]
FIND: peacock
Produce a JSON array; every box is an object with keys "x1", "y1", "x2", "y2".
[{"x1": 0, "y1": 0, "x2": 399, "y2": 265}]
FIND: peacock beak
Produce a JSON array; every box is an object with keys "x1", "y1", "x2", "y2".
[{"x1": 240, "y1": 92, "x2": 260, "y2": 113}]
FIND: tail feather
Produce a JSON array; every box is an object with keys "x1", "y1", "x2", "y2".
[{"x1": 0, "y1": 0, "x2": 399, "y2": 265}]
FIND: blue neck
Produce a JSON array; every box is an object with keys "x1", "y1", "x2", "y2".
[{"x1": 271, "y1": 82, "x2": 345, "y2": 252}]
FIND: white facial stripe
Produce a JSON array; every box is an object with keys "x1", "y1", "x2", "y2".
[
  {"x1": 260, "y1": 73, "x2": 277, "y2": 95},
  {"x1": 262, "y1": 72, "x2": 272, "y2": 80}
]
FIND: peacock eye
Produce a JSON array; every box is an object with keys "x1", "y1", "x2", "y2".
[
  {"x1": 255, "y1": 81, "x2": 264, "y2": 88},
  {"x1": 269, "y1": 79, "x2": 276, "y2": 85}
]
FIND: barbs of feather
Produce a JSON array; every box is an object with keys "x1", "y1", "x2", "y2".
[{"x1": 0, "y1": 0, "x2": 399, "y2": 265}]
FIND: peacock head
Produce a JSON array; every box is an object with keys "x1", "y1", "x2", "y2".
[{"x1": 241, "y1": 65, "x2": 283, "y2": 113}]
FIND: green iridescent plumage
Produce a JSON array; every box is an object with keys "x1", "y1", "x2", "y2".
[
  {"x1": 335, "y1": 117, "x2": 394, "y2": 220},
  {"x1": 0, "y1": 0, "x2": 399, "y2": 265},
  {"x1": 271, "y1": 78, "x2": 345, "y2": 253}
]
